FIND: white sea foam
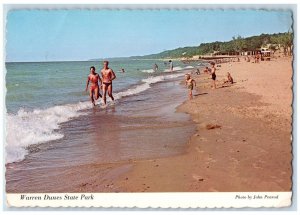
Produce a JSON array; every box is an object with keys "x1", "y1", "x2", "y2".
[
  {"x1": 6, "y1": 102, "x2": 91, "y2": 164},
  {"x1": 184, "y1": 66, "x2": 194, "y2": 69},
  {"x1": 164, "y1": 66, "x2": 183, "y2": 72},
  {"x1": 141, "y1": 69, "x2": 155, "y2": 73},
  {"x1": 6, "y1": 73, "x2": 185, "y2": 164}
]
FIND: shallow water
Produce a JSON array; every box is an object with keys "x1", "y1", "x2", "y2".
[
  {"x1": 5, "y1": 59, "x2": 205, "y2": 164},
  {"x1": 6, "y1": 77, "x2": 197, "y2": 192}
]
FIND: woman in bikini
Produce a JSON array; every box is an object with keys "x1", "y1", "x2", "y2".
[
  {"x1": 185, "y1": 74, "x2": 196, "y2": 100},
  {"x1": 101, "y1": 61, "x2": 116, "y2": 105},
  {"x1": 86, "y1": 66, "x2": 102, "y2": 106}
]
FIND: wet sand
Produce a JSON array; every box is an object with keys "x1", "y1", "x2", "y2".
[{"x1": 6, "y1": 57, "x2": 292, "y2": 192}]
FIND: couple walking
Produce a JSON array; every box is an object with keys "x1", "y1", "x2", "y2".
[{"x1": 85, "y1": 61, "x2": 116, "y2": 106}]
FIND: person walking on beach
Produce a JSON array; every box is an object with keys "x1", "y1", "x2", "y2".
[
  {"x1": 185, "y1": 74, "x2": 196, "y2": 100},
  {"x1": 169, "y1": 60, "x2": 173, "y2": 72},
  {"x1": 101, "y1": 61, "x2": 116, "y2": 105},
  {"x1": 86, "y1": 66, "x2": 102, "y2": 106},
  {"x1": 210, "y1": 62, "x2": 217, "y2": 89}
]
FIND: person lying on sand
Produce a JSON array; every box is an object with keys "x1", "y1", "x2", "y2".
[
  {"x1": 223, "y1": 72, "x2": 234, "y2": 84},
  {"x1": 185, "y1": 74, "x2": 196, "y2": 100},
  {"x1": 86, "y1": 66, "x2": 102, "y2": 106}
]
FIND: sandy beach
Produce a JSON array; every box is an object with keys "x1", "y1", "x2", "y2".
[
  {"x1": 6, "y1": 56, "x2": 292, "y2": 193},
  {"x1": 102, "y1": 56, "x2": 292, "y2": 192},
  {"x1": 111, "y1": 56, "x2": 292, "y2": 192}
]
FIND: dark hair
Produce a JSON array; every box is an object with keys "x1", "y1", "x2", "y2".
[
  {"x1": 90, "y1": 66, "x2": 95, "y2": 70},
  {"x1": 103, "y1": 60, "x2": 109, "y2": 64}
]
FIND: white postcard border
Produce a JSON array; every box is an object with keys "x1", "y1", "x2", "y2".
[{"x1": 7, "y1": 192, "x2": 291, "y2": 208}]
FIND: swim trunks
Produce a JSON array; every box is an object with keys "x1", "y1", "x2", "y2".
[{"x1": 212, "y1": 73, "x2": 216, "y2": 80}]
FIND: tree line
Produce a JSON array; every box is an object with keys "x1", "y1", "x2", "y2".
[{"x1": 131, "y1": 32, "x2": 293, "y2": 59}]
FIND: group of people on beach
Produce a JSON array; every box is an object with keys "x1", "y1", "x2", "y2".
[
  {"x1": 185, "y1": 61, "x2": 234, "y2": 99},
  {"x1": 86, "y1": 61, "x2": 116, "y2": 106}
]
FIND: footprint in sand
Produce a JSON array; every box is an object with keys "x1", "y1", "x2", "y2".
[
  {"x1": 195, "y1": 147, "x2": 204, "y2": 153},
  {"x1": 207, "y1": 157, "x2": 217, "y2": 163},
  {"x1": 192, "y1": 174, "x2": 205, "y2": 182},
  {"x1": 252, "y1": 162, "x2": 263, "y2": 169}
]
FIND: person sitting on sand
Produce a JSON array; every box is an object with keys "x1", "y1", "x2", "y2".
[
  {"x1": 195, "y1": 68, "x2": 201, "y2": 75},
  {"x1": 101, "y1": 61, "x2": 116, "y2": 105},
  {"x1": 86, "y1": 66, "x2": 102, "y2": 106},
  {"x1": 223, "y1": 72, "x2": 234, "y2": 84},
  {"x1": 185, "y1": 74, "x2": 196, "y2": 100},
  {"x1": 210, "y1": 62, "x2": 217, "y2": 89},
  {"x1": 203, "y1": 66, "x2": 211, "y2": 74}
]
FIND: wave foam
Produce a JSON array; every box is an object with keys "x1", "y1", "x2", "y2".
[
  {"x1": 185, "y1": 66, "x2": 194, "y2": 69},
  {"x1": 164, "y1": 66, "x2": 183, "y2": 72},
  {"x1": 141, "y1": 69, "x2": 155, "y2": 73}
]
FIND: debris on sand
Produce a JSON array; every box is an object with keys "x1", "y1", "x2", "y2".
[{"x1": 206, "y1": 124, "x2": 222, "y2": 130}]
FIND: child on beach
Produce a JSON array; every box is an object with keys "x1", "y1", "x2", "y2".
[
  {"x1": 223, "y1": 72, "x2": 234, "y2": 84},
  {"x1": 86, "y1": 66, "x2": 102, "y2": 106},
  {"x1": 185, "y1": 74, "x2": 196, "y2": 100},
  {"x1": 203, "y1": 66, "x2": 211, "y2": 74},
  {"x1": 210, "y1": 62, "x2": 217, "y2": 89}
]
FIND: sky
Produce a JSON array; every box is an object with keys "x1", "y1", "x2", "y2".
[{"x1": 6, "y1": 9, "x2": 293, "y2": 62}]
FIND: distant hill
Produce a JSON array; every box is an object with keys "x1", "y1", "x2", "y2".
[
  {"x1": 130, "y1": 32, "x2": 292, "y2": 59},
  {"x1": 90, "y1": 32, "x2": 292, "y2": 61}
]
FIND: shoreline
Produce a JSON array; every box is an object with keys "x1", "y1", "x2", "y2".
[
  {"x1": 6, "y1": 57, "x2": 292, "y2": 192},
  {"x1": 112, "y1": 57, "x2": 292, "y2": 192}
]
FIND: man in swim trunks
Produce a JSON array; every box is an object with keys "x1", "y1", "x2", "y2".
[
  {"x1": 210, "y1": 62, "x2": 217, "y2": 89},
  {"x1": 86, "y1": 66, "x2": 102, "y2": 106},
  {"x1": 185, "y1": 74, "x2": 196, "y2": 100},
  {"x1": 101, "y1": 61, "x2": 116, "y2": 105}
]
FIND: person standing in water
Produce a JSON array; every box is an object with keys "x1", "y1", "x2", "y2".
[
  {"x1": 185, "y1": 74, "x2": 196, "y2": 100},
  {"x1": 86, "y1": 66, "x2": 102, "y2": 106},
  {"x1": 101, "y1": 61, "x2": 116, "y2": 105},
  {"x1": 210, "y1": 62, "x2": 217, "y2": 89},
  {"x1": 153, "y1": 63, "x2": 158, "y2": 72},
  {"x1": 169, "y1": 60, "x2": 173, "y2": 72}
]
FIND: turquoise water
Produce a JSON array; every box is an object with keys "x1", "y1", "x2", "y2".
[
  {"x1": 5, "y1": 59, "x2": 203, "y2": 164},
  {"x1": 6, "y1": 60, "x2": 197, "y2": 113}
]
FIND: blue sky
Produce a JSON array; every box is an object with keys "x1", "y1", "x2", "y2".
[{"x1": 6, "y1": 9, "x2": 292, "y2": 62}]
